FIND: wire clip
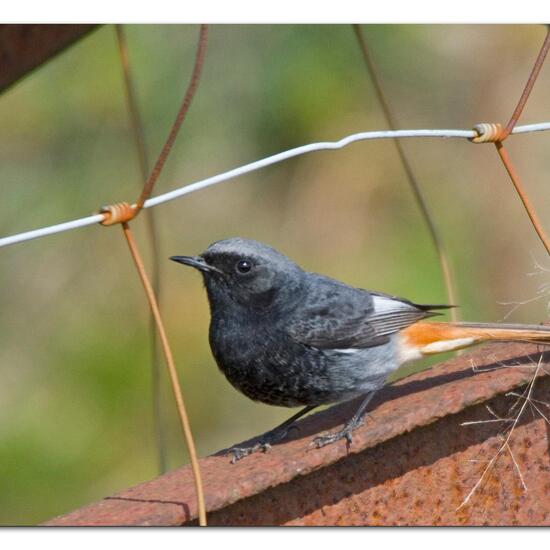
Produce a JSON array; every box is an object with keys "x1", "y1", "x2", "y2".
[
  {"x1": 470, "y1": 123, "x2": 504, "y2": 143},
  {"x1": 99, "y1": 202, "x2": 136, "y2": 225}
]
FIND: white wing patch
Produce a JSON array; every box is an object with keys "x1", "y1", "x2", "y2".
[{"x1": 372, "y1": 294, "x2": 411, "y2": 314}]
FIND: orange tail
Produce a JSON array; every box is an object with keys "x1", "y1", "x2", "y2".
[{"x1": 400, "y1": 321, "x2": 550, "y2": 358}]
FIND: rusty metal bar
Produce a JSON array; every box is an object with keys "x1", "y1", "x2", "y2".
[
  {"x1": 0, "y1": 24, "x2": 98, "y2": 93},
  {"x1": 44, "y1": 338, "x2": 550, "y2": 526}
]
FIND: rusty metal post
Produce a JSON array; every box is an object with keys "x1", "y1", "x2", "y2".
[{"x1": 0, "y1": 24, "x2": 98, "y2": 93}]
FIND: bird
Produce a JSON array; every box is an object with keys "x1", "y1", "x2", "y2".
[{"x1": 171, "y1": 237, "x2": 550, "y2": 462}]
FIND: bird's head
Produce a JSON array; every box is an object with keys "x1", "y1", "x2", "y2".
[{"x1": 171, "y1": 238, "x2": 305, "y2": 311}]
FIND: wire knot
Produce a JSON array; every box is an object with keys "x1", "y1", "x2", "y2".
[
  {"x1": 99, "y1": 202, "x2": 136, "y2": 225},
  {"x1": 470, "y1": 122, "x2": 504, "y2": 143}
]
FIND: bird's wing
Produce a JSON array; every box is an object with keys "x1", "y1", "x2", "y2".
[{"x1": 288, "y1": 278, "x2": 442, "y2": 349}]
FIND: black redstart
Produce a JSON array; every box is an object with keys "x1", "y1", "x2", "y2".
[{"x1": 171, "y1": 237, "x2": 550, "y2": 461}]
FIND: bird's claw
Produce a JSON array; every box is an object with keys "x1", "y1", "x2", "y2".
[
  {"x1": 228, "y1": 445, "x2": 255, "y2": 463},
  {"x1": 227, "y1": 441, "x2": 273, "y2": 463},
  {"x1": 311, "y1": 417, "x2": 365, "y2": 449}
]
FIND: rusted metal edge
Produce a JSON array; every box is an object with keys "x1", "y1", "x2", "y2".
[
  {"x1": 44, "y1": 337, "x2": 550, "y2": 526},
  {"x1": 0, "y1": 24, "x2": 99, "y2": 93}
]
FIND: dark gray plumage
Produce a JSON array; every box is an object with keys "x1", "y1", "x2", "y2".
[{"x1": 170, "y1": 237, "x2": 449, "y2": 460}]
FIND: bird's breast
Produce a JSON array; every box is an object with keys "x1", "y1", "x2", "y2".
[
  {"x1": 207, "y1": 313, "x2": 398, "y2": 408},
  {"x1": 208, "y1": 314, "x2": 310, "y2": 406}
]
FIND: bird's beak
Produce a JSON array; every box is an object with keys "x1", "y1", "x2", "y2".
[{"x1": 170, "y1": 255, "x2": 223, "y2": 275}]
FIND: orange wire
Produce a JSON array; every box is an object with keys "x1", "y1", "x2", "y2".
[
  {"x1": 121, "y1": 221, "x2": 207, "y2": 526},
  {"x1": 100, "y1": 24, "x2": 210, "y2": 525},
  {"x1": 468, "y1": 27, "x2": 550, "y2": 258},
  {"x1": 501, "y1": 26, "x2": 550, "y2": 139},
  {"x1": 494, "y1": 142, "x2": 550, "y2": 256},
  {"x1": 494, "y1": 27, "x2": 550, "y2": 257},
  {"x1": 135, "y1": 24, "x2": 209, "y2": 212}
]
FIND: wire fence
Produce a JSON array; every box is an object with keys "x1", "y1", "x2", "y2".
[
  {"x1": 2, "y1": 24, "x2": 550, "y2": 526},
  {"x1": 2, "y1": 122, "x2": 550, "y2": 250}
]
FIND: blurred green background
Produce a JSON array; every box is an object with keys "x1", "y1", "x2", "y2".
[{"x1": 1, "y1": 24, "x2": 550, "y2": 524}]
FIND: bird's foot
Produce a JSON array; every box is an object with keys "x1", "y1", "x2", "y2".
[
  {"x1": 227, "y1": 442, "x2": 272, "y2": 463},
  {"x1": 225, "y1": 425, "x2": 291, "y2": 463},
  {"x1": 311, "y1": 415, "x2": 366, "y2": 449}
]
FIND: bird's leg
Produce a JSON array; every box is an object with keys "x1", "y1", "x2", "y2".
[
  {"x1": 226, "y1": 405, "x2": 317, "y2": 463},
  {"x1": 312, "y1": 392, "x2": 375, "y2": 449}
]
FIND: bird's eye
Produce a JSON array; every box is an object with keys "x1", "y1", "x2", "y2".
[{"x1": 236, "y1": 259, "x2": 252, "y2": 274}]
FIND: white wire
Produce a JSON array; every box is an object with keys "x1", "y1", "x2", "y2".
[
  {"x1": 1, "y1": 123, "x2": 550, "y2": 250},
  {"x1": 0, "y1": 214, "x2": 105, "y2": 248},
  {"x1": 509, "y1": 121, "x2": 550, "y2": 134},
  {"x1": 143, "y1": 129, "x2": 476, "y2": 208}
]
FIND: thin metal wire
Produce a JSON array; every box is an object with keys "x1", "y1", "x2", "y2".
[
  {"x1": 352, "y1": 24, "x2": 459, "y2": 319},
  {"x1": 121, "y1": 221, "x2": 207, "y2": 526},
  {"x1": 111, "y1": 24, "x2": 209, "y2": 525},
  {"x1": 487, "y1": 26, "x2": 550, "y2": 258},
  {"x1": 116, "y1": 25, "x2": 151, "y2": 186},
  {"x1": 134, "y1": 24, "x2": 209, "y2": 212},
  {"x1": 115, "y1": 24, "x2": 168, "y2": 475},
  {"x1": 510, "y1": 122, "x2": 550, "y2": 134},
  {"x1": 495, "y1": 142, "x2": 550, "y2": 256},
  {"x1": 501, "y1": 26, "x2": 550, "y2": 139},
  {"x1": 2, "y1": 123, "x2": 550, "y2": 250}
]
